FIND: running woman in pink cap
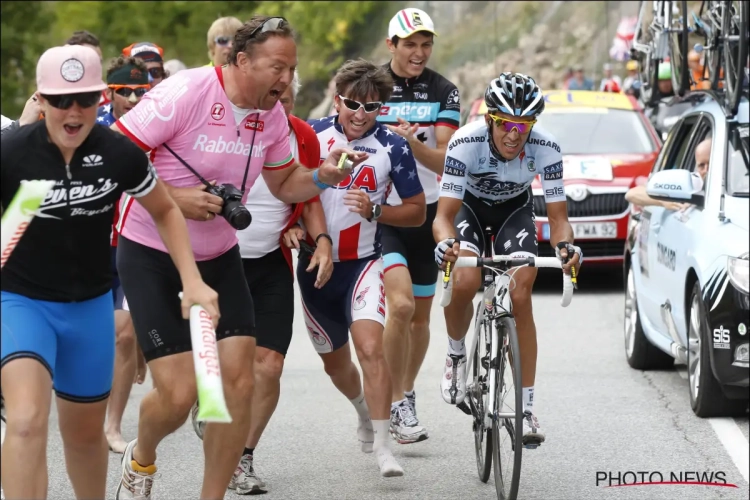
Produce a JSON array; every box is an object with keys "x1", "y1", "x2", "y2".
[{"x1": 0, "y1": 44, "x2": 218, "y2": 500}]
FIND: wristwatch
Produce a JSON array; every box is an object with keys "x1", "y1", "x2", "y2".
[{"x1": 367, "y1": 203, "x2": 382, "y2": 222}]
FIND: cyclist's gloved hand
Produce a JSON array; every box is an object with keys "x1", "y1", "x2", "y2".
[
  {"x1": 555, "y1": 241, "x2": 583, "y2": 276},
  {"x1": 435, "y1": 238, "x2": 460, "y2": 268}
]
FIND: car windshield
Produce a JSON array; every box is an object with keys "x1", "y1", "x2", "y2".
[
  {"x1": 533, "y1": 108, "x2": 656, "y2": 155},
  {"x1": 727, "y1": 124, "x2": 749, "y2": 196}
]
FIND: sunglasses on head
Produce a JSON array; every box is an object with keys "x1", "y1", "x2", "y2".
[
  {"x1": 41, "y1": 91, "x2": 101, "y2": 110},
  {"x1": 215, "y1": 35, "x2": 233, "y2": 47},
  {"x1": 249, "y1": 17, "x2": 288, "y2": 38},
  {"x1": 338, "y1": 95, "x2": 382, "y2": 114},
  {"x1": 148, "y1": 67, "x2": 166, "y2": 79},
  {"x1": 487, "y1": 113, "x2": 536, "y2": 134},
  {"x1": 110, "y1": 85, "x2": 149, "y2": 98}
]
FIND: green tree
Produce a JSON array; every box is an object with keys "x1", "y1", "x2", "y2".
[
  {"x1": 1, "y1": 1, "x2": 401, "y2": 119},
  {"x1": 0, "y1": 1, "x2": 55, "y2": 118}
]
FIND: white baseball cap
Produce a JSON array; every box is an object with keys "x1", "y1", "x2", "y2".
[
  {"x1": 36, "y1": 45, "x2": 106, "y2": 95},
  {"x1": 388, "y1": 8, "x2": 437, "y2": 39}
]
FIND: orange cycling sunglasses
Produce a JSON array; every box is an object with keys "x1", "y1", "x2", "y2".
[{"x1": 487, "y1": 113, "x2": 536, "y2": 134}]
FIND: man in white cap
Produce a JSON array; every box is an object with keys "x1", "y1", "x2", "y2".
[
  {"x1": 378, "y1": 7, "x2": 461, "y2": 445},
  {"x1": 0, "y1": 44, "x2": 218, "y2": 500},
  {"x1": 599, "y1": 62, "x2": 623, "y2": 91}
]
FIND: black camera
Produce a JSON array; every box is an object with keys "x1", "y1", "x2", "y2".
[{"x1": 206, "y1": 183, "x2": 252, "y2": 230}]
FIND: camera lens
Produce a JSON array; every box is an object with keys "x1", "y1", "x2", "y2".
[{"x1": 225, "y1": 202, "x2": 252, "y2": 230}]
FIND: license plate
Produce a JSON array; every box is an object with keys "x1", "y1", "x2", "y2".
[{"x1": 542, "y1": 222, "x2": 617, "y2": 240}]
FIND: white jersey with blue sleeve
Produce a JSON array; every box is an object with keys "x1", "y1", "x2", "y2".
[{"x1": 439, "y1": 119, "x2": 566, "y2": 205}]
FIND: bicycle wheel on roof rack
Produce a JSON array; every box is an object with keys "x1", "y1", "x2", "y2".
[
  {"x1": 669, "y1": 0, "x2": 691, "y2": 96},
  {"x1": 722, "y1": 0, "x2": 748, "y2": 117}
]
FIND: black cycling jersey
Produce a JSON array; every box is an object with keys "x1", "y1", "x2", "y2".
[
  {"x1": 378, "y1": 63, "x2": 460, "y2": 206},
  {"x1": 1, "y1": 120, "x2": 157, "y2": 302}
]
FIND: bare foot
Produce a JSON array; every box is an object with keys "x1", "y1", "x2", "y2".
[{"x1": 106, "y1": 429, "x2": 128, "y2": 454}]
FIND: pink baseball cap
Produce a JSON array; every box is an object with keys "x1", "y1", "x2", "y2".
[{"x1": 36, "y1": 45, "x2": 107, "y2": 95}]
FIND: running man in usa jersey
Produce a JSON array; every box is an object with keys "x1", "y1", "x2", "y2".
[
  {"x1": 304, "y1": 59, "x2": 426, "y2": 478},
  {"x1": 433, "y1": 73, "x2": 583, "y2": 447},
  {"x1": 377, "y1": 8, "x2": 461, "y2": 444}
]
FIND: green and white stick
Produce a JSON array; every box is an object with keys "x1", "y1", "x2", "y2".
[
  {"x1": 1, "y1": 180, "x2": 56, "y2": 269},
  {"x1": 178, "y1": 292, "x2": 232, "y2": 423}
]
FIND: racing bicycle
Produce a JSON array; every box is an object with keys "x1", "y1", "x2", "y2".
[
  {"x1": 440, "y1": 227, "x2": 574, "y2": 500},
  {"x1": 690, "y1": 0, "x2": 748, "y2": 117},
  {"x1": 631, "y1": 1, "x2": 691, "y2": 105}
]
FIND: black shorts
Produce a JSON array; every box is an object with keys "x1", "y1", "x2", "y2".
[
  {"x1": 116, "y1": 236, "x2": 255, "y2": 362},
  {"x1": 456, "y1": 190, "x2": 538, "y2": 257},
  {"x1": 381, "y1": 201, "x2": 439, "y2": 298},
  {"x1": 242, "y1": 248, "x2": 294, "y2": 356}
]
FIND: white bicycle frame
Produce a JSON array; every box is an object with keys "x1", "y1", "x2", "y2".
[{"x1": 440, "y1": 254, "x2": 573, "y2": 429}]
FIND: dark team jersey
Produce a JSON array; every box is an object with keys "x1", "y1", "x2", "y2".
[
  {"x1": 377, "y1": 63, "x2": 460, "y2": 204},
  {"x1": 1, "y1": 120, "x2": 158, "y2": 302}
]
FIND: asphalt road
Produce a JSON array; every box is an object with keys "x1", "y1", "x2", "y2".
[{"x1": 3, "y1": 266, "x2": 749, "y2": 500}]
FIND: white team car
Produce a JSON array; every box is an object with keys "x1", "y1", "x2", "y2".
[{"x1": 623, "y1": 95, "x2": 749, "y2": 417}]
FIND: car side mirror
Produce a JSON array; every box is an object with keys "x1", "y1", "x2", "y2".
[{"x1": 646, "y1": 169, "x2": 705, "y2": 205}]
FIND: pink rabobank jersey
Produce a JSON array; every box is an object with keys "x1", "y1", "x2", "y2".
[
  {"x1": 308, "y1": 116, "x2": 423, "y2": 262},
  {"x1": 117, "y1": 66, "x2": 294, "y2": 260}
]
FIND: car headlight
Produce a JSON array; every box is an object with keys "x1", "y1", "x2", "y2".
[
  {"x1": 734, "y1": 343, "x2": 749, "y2": 367},
  {"x1": 728, "y1": 253, "x2": 749, "y2": 294}
]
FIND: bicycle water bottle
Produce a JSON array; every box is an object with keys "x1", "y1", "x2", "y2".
[{"x1": 483, "y1": 275, "x2": 495, "y2": 310}]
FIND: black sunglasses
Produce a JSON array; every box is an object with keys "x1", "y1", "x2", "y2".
[
  {"x1": 148, "y1": 67, "x2": 166, "y2": 79},
  {"x1": 338, "y1": 95, "x2": 382, "y2": 114},
  {"x1": 114, "y1": 87, "x2": 148, "y2": 98},
  {"x1": 215, "y1": 35, "x2": 233, "y2": 47},
  {"x1": 249, "y1": 17, "x2": 288, "y2": 38},
  {"x1": 41, "y1": 91, "x2": 101, "y2": 110}
]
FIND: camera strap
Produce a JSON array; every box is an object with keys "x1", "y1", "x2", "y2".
[{"x1": 161, "y1": 111, "x2": 261, "y2": 194}]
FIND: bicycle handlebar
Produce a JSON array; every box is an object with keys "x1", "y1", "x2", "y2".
[{"x1": 439, "y1": 256, "x2": 575, "y2": 308}]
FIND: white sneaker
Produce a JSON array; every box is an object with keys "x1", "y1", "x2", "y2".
[
  {"x1": 522, "y1": 411, "x2": 545, "y2": 447},
  {"x1": 390, "y1": 401, "x2": 428, "y2": 444},
  {"x1": 115, "y1": 440, "x2": 158, "y2": 500},
  {"x1": 229, "y1": 453, "x2": 268, "y2": 495},
  {"x1": 358, "y1": 417, "x2": 374, "y2": 453},
  {"x1": 441, "y1": 354, "x2": 467, "y2": 404},
  {"x1": 190, "y1": 401, "x2": 205, "y2": 440}
]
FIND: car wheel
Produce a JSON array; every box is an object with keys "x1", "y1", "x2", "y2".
[
  {"x1": 688, "y1": 282, "x2": 747, "y2": 417},
  {"x1": 624, "y1": 265, "x2": 674, "y2": 370}
]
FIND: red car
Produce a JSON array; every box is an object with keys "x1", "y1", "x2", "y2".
[{"x1": 464, "y1": 91, "x2": 662, "y2": 265}]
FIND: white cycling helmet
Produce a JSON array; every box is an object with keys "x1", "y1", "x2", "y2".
[{"x1": 485, "y1": 72, "x2": 545, "y2": 118}]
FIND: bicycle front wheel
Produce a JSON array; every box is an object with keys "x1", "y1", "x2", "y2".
[
  {"x1": 723, "y1": 0, "x2": 748, "y2": 116},
  {"x1": 669, "y1": 0, "x2": 691, "y2": 96},
  {"x1": 472, "y1": 302, "x2": 493, "y2": 483},
  {"x1": 492, "y1": 316, "x2": 523, "y2": 500}
]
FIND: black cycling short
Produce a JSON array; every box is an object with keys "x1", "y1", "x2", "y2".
[
  {"x1": 455, "y1": 190, "x2": 538, "y2": 257},
  {"x1": 381, "y1": 201, "x2": 439, "y2": 298},
  {"x1": 242, "y1": 248, "x2": 294, "y2": 357},
  {"x1": 116, "y1": 236, "x2": 255, "y2": 362}
]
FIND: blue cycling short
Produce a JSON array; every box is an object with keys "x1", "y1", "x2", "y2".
[{"x1": 1, "y1": 291, "x2": 115, "y2": 403}]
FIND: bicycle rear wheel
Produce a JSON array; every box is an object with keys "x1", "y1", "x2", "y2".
[
  {"x1": 670, "y1": 0, "x2": 691, "y2": 96},
  {"x1": 722, "y1": 0, "x2": 748, "y2": 116},
  {"x1": 492, "y1": 316, "x2": 523, "y2": 500},
  {"x1": 471, "y1": 302, "x2": 493, "y2": 483}
]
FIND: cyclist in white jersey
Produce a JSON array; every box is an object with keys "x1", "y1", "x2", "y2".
[{"x1": 433, "y1": 73, "x2": 583, "y2": 446}]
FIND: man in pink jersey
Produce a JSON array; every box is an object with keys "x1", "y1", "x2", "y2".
[
  {"x1": 110, "y1": 16, "x2": 366, "y2": 499},
  {"x1": 305, "y1": 59, "x2": 426, "y2": 478}
]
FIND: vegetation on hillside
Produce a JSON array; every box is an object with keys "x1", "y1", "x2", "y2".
[{"x1": 0, "y1": 1, "x2": 404, "y2": 118}]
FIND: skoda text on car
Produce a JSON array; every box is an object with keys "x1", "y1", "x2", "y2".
[
  {"x1": 623, "y1": 95, "x2": 749, "y2": 417},
  {"x1": 465, "y1": 91, "x2": 662, "y2": 266}
]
